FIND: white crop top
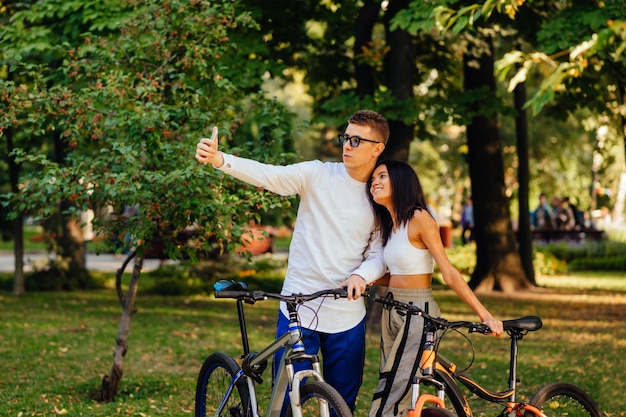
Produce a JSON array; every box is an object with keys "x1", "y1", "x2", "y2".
[{"x1": 384, "y1": 223, "x2": 434, "y2": 275}]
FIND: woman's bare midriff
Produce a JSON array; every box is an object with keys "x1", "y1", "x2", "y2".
[{"x1": 389, "y1": 273, "x2": 432, "y2": 289}]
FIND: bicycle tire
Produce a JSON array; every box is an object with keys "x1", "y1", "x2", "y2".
[
  {"x1": 195, "y1": 352, "x2": 252, "y2": 417},
  {"x1": 524, "y1": 382, "x2": 601, "y2": 417},
  {"x1": 420, "y1": 408, "x2": 458, "y2": 417},
  {"x1": 286, "y1": 381, "x2": 353, "y2": 417}
]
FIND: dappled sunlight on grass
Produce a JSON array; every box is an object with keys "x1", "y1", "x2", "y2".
[
  {"x1": 536, "y1": 271, "x2": 626, "y2": 292},
  {"x1": 2, "y1": 285, "x2": 624, "y2": 416}
]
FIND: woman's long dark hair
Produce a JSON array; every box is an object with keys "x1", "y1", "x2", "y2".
[{"x1": 367, "y1": 160, "x2": 430, "y2": 245}]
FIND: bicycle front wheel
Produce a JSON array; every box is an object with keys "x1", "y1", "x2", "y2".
[
  {"x1": 525, "y1": 382, "x2": 601, "y2": 417},
  {"x1": 195, "y1": 352, "x2": 252, "y2": 417},
  {"x1": 286, "y1": 381, "x2": 352, "y2": 417}
]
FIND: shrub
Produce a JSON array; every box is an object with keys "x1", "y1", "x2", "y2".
[
  {"x1": 146, "y1": 254, "x2": 287, "y2": 295},
  {"x1": 569, "y1": 255, "x2": 626, "y2": 271},
  {"x1": 537, "y1": 240, "x2": 626, "y2": 273}
]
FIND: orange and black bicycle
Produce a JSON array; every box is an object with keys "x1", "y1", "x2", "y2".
[{"x1": 371, "y1": 293, "x2": 602, "y2": 417}]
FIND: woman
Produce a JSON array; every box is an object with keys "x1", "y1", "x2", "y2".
[{"x1": 367, "y1": 160, "x2": 503, "y2": 417}]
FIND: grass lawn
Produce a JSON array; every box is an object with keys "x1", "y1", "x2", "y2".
[{"x1": 1, "y1": 271, "x2": 624, "y2": 417}]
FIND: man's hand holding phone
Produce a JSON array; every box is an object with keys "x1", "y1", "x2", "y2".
[{"x1": 195, "y1": 126, "x2": 224, "y2": 167}]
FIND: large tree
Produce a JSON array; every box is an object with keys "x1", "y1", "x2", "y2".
[
  {"x1": 6, "y1": 0, "x2": 297, "y2": 400},
  {"x1": 0, "y1": 0, "x2": 135, "y2": 292},
  {"x1": 390, "y1": 2, "x2": 534, "y2": 291},
  {"x1": 498, "y1": 1, "x2": 626, "y2": 225},
  {"x1": 463, "y1": 33, "x2": 530, "y2": 291},
  {"x1": 392, "y1": 0, "x2": 625, "y2": 289}
]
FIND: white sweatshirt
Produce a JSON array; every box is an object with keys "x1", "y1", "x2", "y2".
[{"x1": 218, "y1": 153, "x2": 385, "y2": 333}]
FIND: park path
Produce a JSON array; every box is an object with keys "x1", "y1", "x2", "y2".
[{"x1": 0, "y1": 250, "x2": 162, "y2": 273}]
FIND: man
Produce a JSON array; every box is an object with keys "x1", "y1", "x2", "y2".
[{"x1": 195, "y1": 110, "x2": 389, "y2": 411}]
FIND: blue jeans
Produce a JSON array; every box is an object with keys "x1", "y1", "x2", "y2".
[{"x1": 274, "y1": 310, "x2": 366, "y2": 412}]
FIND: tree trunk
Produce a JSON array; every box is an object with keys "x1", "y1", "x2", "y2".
[
  {"x1": 513, "y1": 69, "x2": 536, "y2": 285},
  {"x1": 354, "y1": 0, "x2": 381, "y2": 99},
  {"x1": 363, "y1": 0, "x2": 416, "y2": 325},
  {"x1": 6, "y1": 125, "x2": 25, "y2": 295},
  {"x1": 52, "y1": 126, "x2": 90, "y2": 288},
  {"x1": 381, "y1": 0, "x2": 415, "y2": 162},
  {"x1": 463, "y1": 34, "x2": 531, "y2": 293},
  {"x1": 100, "y1": 252, "x2": 143, "y2": 402},
  {"x1": 12, "y1": 214, "x2": 25, "y2": 296}
]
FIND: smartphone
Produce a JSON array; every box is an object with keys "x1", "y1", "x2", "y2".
[{"x1": 210, "y1": 126, "x2": 218, "y2": 142}]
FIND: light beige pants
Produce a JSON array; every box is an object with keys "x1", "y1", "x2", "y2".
[{"x1": 368, "y1": 287, "x2": 441, "y2": 417}]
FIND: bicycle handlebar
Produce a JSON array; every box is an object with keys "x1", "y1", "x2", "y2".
[
  {"x1": 214, "y1": 280, "x2": 349, "y2": 304},
  {"x1": 372, "y1": 293, "x2": 493, "y2": 335}
]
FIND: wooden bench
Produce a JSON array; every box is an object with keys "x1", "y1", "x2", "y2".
[{"x1": 530, "y1": 228, "x2": 606, "y2": 243}]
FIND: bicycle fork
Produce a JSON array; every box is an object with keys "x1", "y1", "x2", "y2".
[
  {"x1": 409, "y1": 324, "x2": 446, "y2": 417},
  {"x1": 268, "y1": 309, "x2": 329, "y2": 417}
]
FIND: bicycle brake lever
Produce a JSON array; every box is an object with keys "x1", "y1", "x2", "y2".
[
  {"x1": 336, "y1": 287, "x2": 369, "y2": 299},
  {"x1": 469, "y1": 323, "x2": 492, "y2": 334},
  {"x1": 336, "y1": 288, "x2": 349, "y2": 298}
]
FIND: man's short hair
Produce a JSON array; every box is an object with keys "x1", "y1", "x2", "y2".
[{"x1": 349, "y1": 110, "x2": 390, "y2": 145}]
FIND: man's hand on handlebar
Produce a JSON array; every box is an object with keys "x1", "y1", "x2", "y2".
[{"x1": 340, "y1": 274, "x2": 367, "y2": 301}]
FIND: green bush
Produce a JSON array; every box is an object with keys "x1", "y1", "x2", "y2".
[
  {"x1": 442, "y1": 244, "x2": 476, "y2": 275},
  {"x1": 532, "y1": 250, "x2": 568, "y2": 275},
  {"x1": 146, "y1": 255, "x2": 287, "y2": 295},
  {"x1": 444, "y1": 238, "x2": 626, "y2": 276},
  {"x1": 569, "y1": 255, "x2": 626, "y2": 271},
  {"x1": 146, "y1": 264, "x2": 208, "y2": 296},
  {"x1": 537, "y1": 240, "x2": 626, "y2": 272}
]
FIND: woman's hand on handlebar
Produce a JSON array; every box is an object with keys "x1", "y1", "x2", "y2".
[
  {"x1": 340, "y1": 274, "x2": 367, "y2": 301},
  {"x1": 483, "y1": 318, "x2": 504, "y2": 338}
]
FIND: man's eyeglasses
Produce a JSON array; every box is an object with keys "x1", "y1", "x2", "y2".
[{"x1": 337, "y1": 133, "x2": 381, "y2": 148}]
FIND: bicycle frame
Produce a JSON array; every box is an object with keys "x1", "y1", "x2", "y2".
[
  {"x1": 226, "y1": 295, "x2": 332, "y2": 417},
  {"x1": 503, "y1": 402, "x2": 547, "y2": 417},
  {"x1": 372, "y1": 294, "x2": 547, "y2": 417},
  {"x1": 431, "y1": 318, "x2": 548, "y2": 417}
]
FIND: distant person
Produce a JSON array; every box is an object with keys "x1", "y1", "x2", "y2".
[
  {"x1": 582, "y1": 211, "x2": 596, "y2": 229},
  {"x1": 554, "y1": 197, "x2": 575, "y2": 230},
  {"x1": 366, "y1": 160, "x2": 502, "y2": 417},
  {"x1": 563, "y1": 197, "x2": 583, "y2": 229},
  {"x1": 460, "y1": 196, "x2": 474, "y2": 244},
  {"x1": 532, "y1": 193, "x2": 554, "y2": 230}
]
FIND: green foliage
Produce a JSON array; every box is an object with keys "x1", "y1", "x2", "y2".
[
  {"x1": 440, "y1": 243, "x2": 477, "y2": 276},
  {"x1": 0, "y1": 267, "x2": 108, "y2": 291},
  {"x1": 146, "y1": 255, "x2": 286, "y2": 296},
  {"x1": 392, "y1": 0, "x2": 523, "y2": 35},
  {"x1": 3, "y1": 0, "x2": 299, "y2": 264},
  {"x1": 532, "y1": 249, "x2": 568, "y2": 276},
  {"x1": 143, "y1": 263, "x2": 210, "y2": 296},
  {"x1": 394, "y1": 0, "x2": 625, "y2": 222},
  {"x1": 441, "y1": 238, "x2": 626, "y2": 278},
  {"x1": 534, "y1": 240, "x2": 626, "y2": 273},
  {"x1": 569, "y1": 255, "x2": 626, "y2": 272},
  {"x1": 495, "y1": 2, "x2": 626, "y2": 116}
]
